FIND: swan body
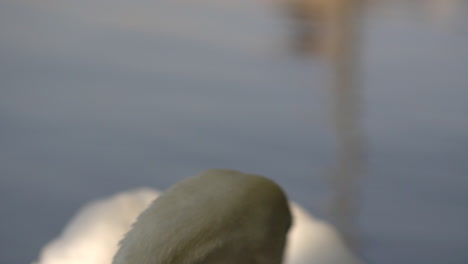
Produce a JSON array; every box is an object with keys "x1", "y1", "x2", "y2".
[
  {"x1": 34, "y1": 169, "x2": 362, "y2": 264},
  {"x1": 33, "y1": 188, "x2": 158, "y2": 264}
]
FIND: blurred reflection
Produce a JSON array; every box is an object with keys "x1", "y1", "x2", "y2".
[
  {"x1": 428, "y1": 0, "x2": 462, "y2": 24},
  {"x1": 280, "y1": 0, "x2": 365, "y2": 254},
  {"x1": 280, "y1": 0, "x2": 467, "y2": 259},
  {"x1": 281, "y1": 0, "x2": 331, "y2": 55},
  {"x1": 283, "y1": 0, "x2": 465, "y2": 55}
]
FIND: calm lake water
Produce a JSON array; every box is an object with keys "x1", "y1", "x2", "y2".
[{"x1": 0, "y1": 0, "x2": 467, "y2": 263}]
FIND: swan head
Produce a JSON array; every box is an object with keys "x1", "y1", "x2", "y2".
[{"x1": 113, "y1": 169, "x2": 292, "y2": 264}]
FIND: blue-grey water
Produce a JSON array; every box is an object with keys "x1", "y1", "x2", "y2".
[{"x1": 0, "y1": 0, "x2": 467, "y2": 263}]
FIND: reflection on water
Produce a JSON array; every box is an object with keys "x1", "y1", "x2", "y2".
[
  {"x1": 0, "y1": 0, "x2": 467, "y2": 263},
  {"x1": 281, "y1": 0, "x2": 331, "y2": 55},
  {"x1": 427, "y1": 0, "x2": 461, "y2": 21},
  {"x1": 282, "y1": 0, "x2": 366, "y2": 253},
  {"x1": 280, "y1": 0, "x2": 467, "y2": 257},
  {"x1": 282, "y1": 0, "x2": 467, "y2": 259}
]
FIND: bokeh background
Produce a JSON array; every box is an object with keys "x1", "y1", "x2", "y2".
[{"x1": 1, "y1": 0, "x2": 467, "y2": 263}]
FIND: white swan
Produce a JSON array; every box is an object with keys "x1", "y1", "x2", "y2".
[{"x1": 34, "y1": 169, "x2": 362, "y2": 264}]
